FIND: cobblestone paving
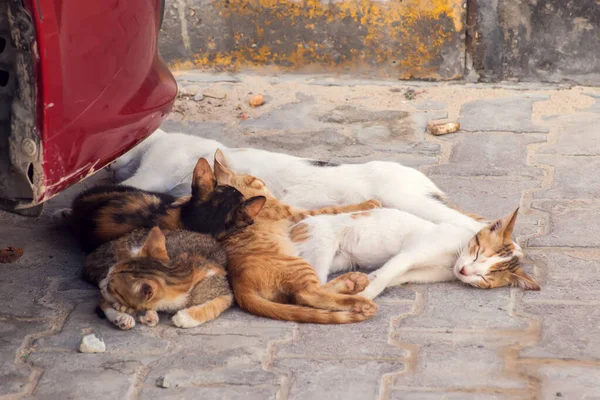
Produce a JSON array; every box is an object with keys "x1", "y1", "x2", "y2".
[{"x1": 1, "y1": 73, "x2": 599, "y2": 399}]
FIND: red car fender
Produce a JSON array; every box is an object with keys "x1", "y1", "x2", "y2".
[{"x1": 14, "y1": 0, "x2": 177, "y2": 208}]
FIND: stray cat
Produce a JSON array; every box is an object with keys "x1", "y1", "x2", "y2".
[
  {"x1": 86, "y1": 227, "x2": 234, "y2": 329},
  {"x1": 212, "y1": 149, "x2": 381, "y2": 324},
  {"x1": 292, "y1": 208, "x2": 539, "y2": 300},
  {"x1": 109, "y1": 130, "x2": 482, "y2": 232},
  {"x1": 60, "y1": 157, "x2": 265, "y2": 252}
]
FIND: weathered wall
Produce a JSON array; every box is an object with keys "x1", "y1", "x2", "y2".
[
  {"x1": 159, "y1": 0, "x2": 600, "y2": 84},
  {"x1": 467, "y1": 0, "x2": 600, "y2": 84},
  {"x1": 159, "y1": 0, "x2": 467, "y2": 80}
]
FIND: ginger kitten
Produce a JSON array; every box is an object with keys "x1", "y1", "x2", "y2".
[
  {"x1": 87, "y1": 227, "x2": 235, "y2": 329},
  {"x1": 212, "y1": 149, "x2": 381, "y2": 324},
  {"x1": 60, "y1": 158, "x2": 264, "y2": 252}
]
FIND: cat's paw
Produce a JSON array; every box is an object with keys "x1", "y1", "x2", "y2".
[
  {"x1": 343, "y1": 272, "x2": 370, "y2": 294},
  {"x1": 328, "y1": 272, "x2": 370, "y2": 294},
  {"x1": 361, "y1": 199, "x2": 382, "y2": 210},
  {"x1": 351, "y1": 298, "x2": 378, "y2": 318},
  {"x1": 172, "y1": 310, "x2": 201, "y2": 329},
  {"x1": 139, "y1": 310, "x2": 159, "y2": 327},
  {"x1": 112, "y1": 302, "x2": 135, "y2": 314},
  {"x1": 114, "y1": 313, "x2": 136, "y2": 330}
]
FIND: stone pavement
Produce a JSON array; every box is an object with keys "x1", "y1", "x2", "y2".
[{"x1": 1, "y1": 72, "x2": 600, "y2": 400}]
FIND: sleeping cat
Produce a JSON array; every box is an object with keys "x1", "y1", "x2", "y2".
[
  {"x1": 87, "y1": 227, "x2": 234, "y2": 329},
  {"x1": 60, "y1": 158, "x2": 265, "y2": 252},
  {"x1": 292, "y1": 207, "x2": 539, "y2": 300},
  {"x1": 109, "y1": 130, "x2": 482, "y2": 231},
  {"x1": 212, "y1": 150, "x2": 382, "y2": 324}
]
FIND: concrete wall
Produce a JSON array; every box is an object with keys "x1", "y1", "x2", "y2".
[
  {"x1": 467, "y1": 0, "x2": 600, "y2": 85},
  {"x1": 159, "y1": 0, "x2": 600, "y2": 84},
  {"x1": 159, "y1": 0, "x2": 466, "y2": 80}
]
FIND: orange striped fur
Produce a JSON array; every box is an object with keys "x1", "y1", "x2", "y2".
[{"x1": 213, "y1": 149, "x2": 381, "y2": 324}]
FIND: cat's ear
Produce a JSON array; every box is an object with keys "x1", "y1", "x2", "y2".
[
  {"x1": 214, "y1": 149, "x2": 234, "y2": 185},
  {"x1": 191, "y1": 158, "x2": 216, "y2": 200},
  {"x1": 509, "y1": 267, "x2": 540, "y2": 291},
  {"x1": 214, "y1": 148, "x2": 232, "y2": 168},
  {"x1": 242, "y1": 196, "x2": 267, "y2": 218},
  {"x1": 137, "y1": 281, "x2": 155, "y2": 302},
  {"x1": 138, "y1": 227, "x2": 170, "y2": 263},
  {"x1": 488, "y1": 207, "x2": 519, "y2": 241}
]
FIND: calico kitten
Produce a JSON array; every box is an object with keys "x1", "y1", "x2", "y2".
[
  {"x1": 87, "y1": 227, "x2": 235, "y2": 329},
  {"x1": 212, "y1": 149, "x2": 381, "y2": 324},
  {"x1": 62, "y1": 158, "x2": 265, "y2": 252},
  {"x1": 292, "y1": 207, "x2": 539, "y2": 300},
  {"x1": 110, "y1": 131, "x2": 482, "y2": 232}
]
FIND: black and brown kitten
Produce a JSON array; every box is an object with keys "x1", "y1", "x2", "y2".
[{"x1": 59, "y1": 158, "x2": 266, "y2": 252}]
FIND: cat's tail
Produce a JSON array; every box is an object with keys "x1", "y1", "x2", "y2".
[{"x1": 235, "y1": 290, "x2": 374, "y2": 324}]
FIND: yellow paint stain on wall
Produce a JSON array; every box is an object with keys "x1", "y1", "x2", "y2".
[{"x1": 169, "y1": 0, "x2": 465, "y2": 80}]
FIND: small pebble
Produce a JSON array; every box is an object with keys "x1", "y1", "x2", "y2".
[
  {"x1": 79, "y1": 334, "x2": 106, "y2": 353},
  {"x1": 249, "y1": 94, "x2": 265, "y2": 107},
  {"x1": 193, "y1": 93, "x2": 204, "y2": 101},
  {"x1": 556, "y1": 393, "x2": 563, "y2": 398},
  {"x1": 156, "y1": 376, "x2": 170, "y2": 388}
]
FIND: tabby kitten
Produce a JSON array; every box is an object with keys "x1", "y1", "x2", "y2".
[
  {"x1": 87, "y1": 227, "x2": 236, "y2": 329},
  {"x1": 62, "y1": 158, "x2": 265, "y2": 252},
  {"x1": 212, "y1": 149, "x2": 381, "y2": 324}
]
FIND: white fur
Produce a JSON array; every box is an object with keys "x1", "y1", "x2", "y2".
[
  {"x1": 293, "y1": 208, "x2": 518, "y2": 299},
  {"x1": 111, "y1": 131, "x2": 482, "y2": 230},
  {"x1": 172, "y1": 309, "x2": 200, "y2": 328},
  {"x1": 154, "y1": 294, "x2": 190, "y2": 312},
  {"x1": 102, "y1": 306, "x2": 136, "y2": 330}
]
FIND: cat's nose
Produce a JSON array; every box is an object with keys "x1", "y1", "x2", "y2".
[{"x1": 460, "y1": 267, "x2": 468, "y2": 276}]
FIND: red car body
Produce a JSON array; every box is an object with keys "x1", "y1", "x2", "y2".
[{"x1": 0, "y1": 0, "x2": 177, "y2": 215}]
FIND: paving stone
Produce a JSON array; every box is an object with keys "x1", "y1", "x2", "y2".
[
  {"x1": 28, "y1": 353, "x2": 139, "y2": 400},
  {"x1": 430, "y1": 175, "x2": 541, "y2": 237},
  {"x1": 390, "y1": 391, "x2": 527, "y2": 399},
  {"x1": 458, "y1": 96, "x2": 549, "y2": 133},
  {"x1": 160, "y1": 120, "x2": 227, "y2": 142},
  {"x1": 355, "y1": 125, "x2": 392, "y2": 144},
  {"x1": 0, "y1": 320, "x2": 52, "y2": 396},
  {"x1": 429, "y1": 132, "x2": 546, "y2": 178},
  {"x1": 140, "y1": 328, "x2": 289, "y2": 397},
  {"x1": 523, "y1": 249, "x2": 600, "y2": 302},
  {"x1": 581, "y1": 93, "x2": 600, "y2": 113},
  {"x1": 519, "y1": 304, "x2": 600, "y2": 360},
  {"x1": 411, "y1": 111, "x2": 448, "y2": 140},
  {"x1": 241, "y1": 97, "x2": 328, "y2": 132},
  {"x1": 142, "y1": 385, "x2": 279, "y2": 400},
  {"x1": 34, "y1": 302, "x2": 171, "y2": 357},
  {"x1": 277, "y1": 305, "x2": 410, "y2": 359},
  {"x1": 246, "y1": 130, "x2": 352, "y2": 151},
  {"x1": 538, "y1": 114, "x2": 600, "y2": 156},
  {"x1": 517, "y1": 364, "x2": 600, "y2": 400},
  {"x1": 273, "y1": 358, "x2": 404, "y2": 400},
  {"x1": 391, "y1": 336, "x2": 527, "y2": 391},
  {"x1": 397, "y1": 283, "x2": 528, "y2": 332},
  {"x1": 319, "y1": 105, "x2": 410, "y2": 125},
  {"x1": 528, "y1": 200, "x2": 600, "y2": 247},
  {"x1": 332, "y1": 153, "x2": 439, "y2": 169},
  {"x1": 413, "y1": 100, "x2": 448, "y2": 111},
  {"x1": 534, "y1": 154, "x2": 600, "y2": 199},
  {"x1": 176, "y1": 73, "x2": 241, "y2": 83}
]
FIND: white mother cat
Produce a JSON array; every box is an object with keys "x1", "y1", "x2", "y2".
[{"x1": 110, "y1": 129, "x2": 481, "y2": 231}]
